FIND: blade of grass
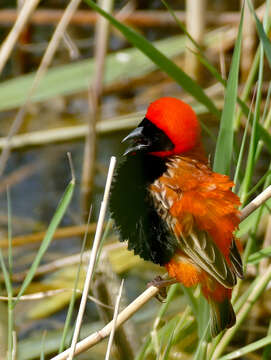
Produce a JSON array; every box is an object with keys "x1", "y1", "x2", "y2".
[
  {"x1": 234, "y1": 46, "x2": 260, "y2": 128},
  {"x1": 211, "y1": 172, "x2": 271, "y2": 356},
  {"x1": 218, "y1": 334, "x2": 271, "y2": 360},
  {"x1": 181, "y1": 285, "x2": 198, "y2": 319},
  {"x1": 0, "y1": 249, "x2": 13, "y2": 360},
  {"x1": 196, "y1": 294, "x2": 210, "y2": 338},
  {"x1": 211, "y1": 262, "x2": 271, "y2": 359},
  {"x1": 0, "y1": 188, "x2": 15, "y2": 360},
  {"x1": 211, "y1": 182, "x2": 271, "y2": 358},
  {"x1": 233, "y1": 87, "x2": 256, "y2": 191},
  {"x1": 0, "y1": 252, "x2": 12, "y2": 300},
  {"x1": 84, "y1": 0, "x2": 220, "y2": 118},
  {"x1": 255, "y1": 82, "x2": 271, "y2": 161},
  {"x1": 162, "y1": 0, "x2": 271, "y2": 167},
  {"x1": 161, "y1": 320, "x2": 176, "y2": 360},
  {"x1": 153, "y1": 284, "x2": 179, "y2": 331},
  {"x1": 261, "y1": 82, "x2": 271, "y2": 124},
  {"x1": 240, "y1": 0, "x2": 270, "y2": 204},
  {"x1": 7, "y1": 188, "x2": 12, "y2": 277},
  {"x1": 162, "y1": 0, "x2": 204, "y2": 52},
  {"x1": 243, "y1": 170, "x2": 271, "y2": 268},
  {"x1": 194, "y1": 323, "x2": 209, "y2": 360},
  {"x1": 246, "y1": 169, "x2": 271, "y2": 198},
  {"x1": 235, "y1": 83, "x2": 271, "y2": 193},
  {"x1": 151, "y1": 284, "x2": 179, "y2": 356},
  {"x1": 193, "y1": 50, "x2": 271, "y2": 156},
  {"x1": 14, "y1": 158, "x2": 75, "y2": 306},
  {"x1": 213, "y1": 5, "x2": 244, "y2": 175},
  {"x1": 247, "y1": 245, "x2": 271, "y2": 264},
  {"x1": 240, "y1": 75, "x2": 263, "y2": 204},
  {"x1": 162, "y1": 0, "x2": 252, "y2": 122},
  {"x1": 194, "y1": 48, "x2": 271, "y2": 150},
  {"x1": 229, "y1": 271, "x2": 265, "y2": 353},
  {"x1": 248, "y1": 0, "x2": 271, "y2": 68},
  {"x1": 167, "y1": 0, "x2": 271, "y2": 144},
  {"x1": 256, "y1": 123, "x2": 271, "y2": 155},
  {"x1": 58, "y1": 211, "x2": 90, "y2": 353},
  {"x1": 40, "y1": 331, "x2": 47, "y2": 360},
  {"x1": 263, "y1": 321, "x2": 271, "y2": 359},
  {"x1": 137, "y1": 306, "x2": 194, "y2": 359},
  {"x1": 7, "y1": 188, "x2": 14, "y2": 360},
  {"x1": 235, "y1": 6, "x2": 271, "y2": 128},
  {"x1": 135, "y1": 335, "x2": 151, "y2": 360},
  {"x1": 144, "y1": 285, "x2": 192, "y2": 358},
  {"x1": 153, "y1": 311, "x2": 196, "y2": 357}
]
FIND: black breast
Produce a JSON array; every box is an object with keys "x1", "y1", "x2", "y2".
[{"x1": 109, "y1": 153, "x2": 178, "y2": 265}]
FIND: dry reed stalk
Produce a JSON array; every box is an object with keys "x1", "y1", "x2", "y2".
[
  {"x1": 62, "y1": 32, "x2": 80, "y2": 60},
  {"x1": 105, "y1": 279, "x2": 124, "y2": 360},
  {"x1": 93, "y1": 251, "x2": 139, "y2": 359},
  {"x1": 0, "y1": 223, "x2": 98, "y2": 249},
  {"x1": 0, "y1": 161, "x2": 41, "y2": 194},
  {"x1": 0, "y1": 289, "x2": 113, "y2": 308},
  {"x1": 11, "y1": 331, "x2": 16, "y2": 360},
  {"x1": 52, "y1": 285, "x2": 159, "y2": 360},
  {"x1": 68, "y1": 157, "x2": 116, "y2": 359},
  {"x1": 259, "y1": 215, "x2": 271, "y2": 274},
  {"x1": 240, "y1": 185, "x2": 271, "y2": 221},
  {"x1": 185, "y1": 0, "x2": 206, "y2": 80},
  {"x1": 0, "y1": 0, "x2": 40, "y2": 75},
  {"x1": 9, "y1": 252, "x2": 89, "y2": 282},
  {"x1": 52, "y1": 180, "x2": 271, "y2": 360},
  {"x1": 0, "y1": 213, "x2": 37, "y2": 230},
  {"x1": 0, "y1": 0, "x2": 82, "y2": 178},
  {"x1": 8, "y1": 242, "x2": 126, "y2": 283},
  {"x1": 0, "y1": 84, "x2": 226, "y2": 153},
  {"x1": 0, "y1": 9, "x2": 266, "y2": 27},
  {"x1": 81, "y1": 0, "x2": 114, "y2": 217},
  {"x1": 0, "y1": 116, "x2": 142, "y2": 150}
]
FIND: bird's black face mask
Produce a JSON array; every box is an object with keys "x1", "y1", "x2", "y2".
[{"x1": 122, "y1": 118, "x2": 174, "y2": 156}]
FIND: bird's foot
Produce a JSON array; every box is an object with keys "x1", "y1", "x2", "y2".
[{"x1": 147, "y1": 276, "x2": 177, "y2": 302}]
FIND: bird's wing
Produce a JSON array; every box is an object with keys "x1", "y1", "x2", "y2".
[
  {"x1": 176, "y1": 226, "x2": 237, "y2": 287},
  {"x1": 149, "y1": 155, "x2": 241, "y2": 288},
  {"x1": 229, "y1": 239, "x2": 244, "y2": 279}
]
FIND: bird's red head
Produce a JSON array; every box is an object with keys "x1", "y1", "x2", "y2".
[{"x1": 123, "y1": 97, "x2": 200, "y2": 157}]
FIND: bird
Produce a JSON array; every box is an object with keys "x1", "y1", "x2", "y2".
[{"x1": 109, "y1": 96, "x2": 243, "y2": 337}]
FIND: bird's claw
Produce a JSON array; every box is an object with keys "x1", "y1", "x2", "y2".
[{"x1": 147, "y1": 275, "x2": 176, "y2": 303}]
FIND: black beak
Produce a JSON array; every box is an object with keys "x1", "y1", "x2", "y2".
[
  {"x1": 122, "y1": 126, "x2": 150, "y2": 156},
  {"x1": 121, "y1": 118, "x2": 174, "y2": 156}
]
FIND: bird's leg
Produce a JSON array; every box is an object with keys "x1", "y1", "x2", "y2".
[
  {"x1": 148, "y1": 275, "x2": 178, "y2": 288},
  {"x1": 147, "y1": 275, "x2": 178, "y2": 302}
]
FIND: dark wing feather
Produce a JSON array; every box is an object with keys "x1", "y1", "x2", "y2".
[
  {"x1": 229, "y1": 239, "x2": 244, "y2": 279},
  {"x1": 175, "y1": 227, "x2": 237, "y2": 288}
]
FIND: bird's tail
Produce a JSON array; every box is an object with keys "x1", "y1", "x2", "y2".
[
  {"x1": 208, "y1": 295, "x2": 236, "y2": 337},
  {"x1": 202, "y1": 281, "x2": 236, "y2": 337}
]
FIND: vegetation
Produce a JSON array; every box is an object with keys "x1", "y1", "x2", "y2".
[{"x1": 1, "y1": 0, "x2": 271, "y2": 359}]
